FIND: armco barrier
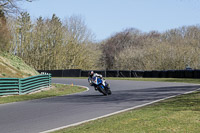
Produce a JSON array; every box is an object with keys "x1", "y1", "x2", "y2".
[
  {"x1": 0, "y1": 74, "x2": 51, "y2": 96},
  {"x1": 37, "y1": 69, "x2": 200, "y2": 78},
  {"x1": 0, "y1": 78, "x2": 19, "y2": 96}
]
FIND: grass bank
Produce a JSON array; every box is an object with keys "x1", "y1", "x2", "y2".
[
  {"x1": 0, "y1": 84, "x2": 87, "y2": 104},
  {"x1": 0, "y1": 52, "x2": 39, "y2": 78},
  {"x1": 52, "y1": 78, "x2": 200, "y2": 133}
]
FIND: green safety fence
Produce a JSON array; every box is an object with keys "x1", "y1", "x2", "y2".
[{"x1": 0, "y1": 74, "x2": 51, "y2": 96}]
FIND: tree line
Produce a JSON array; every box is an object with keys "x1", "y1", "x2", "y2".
[
  {"x1": 101, "y1": 27, "x2": 200, "y2": 70},
  {"x1": 7, "y1": 13, "x2": 100, "y2": 70},
  {"x1": 1, "y1": 1, "x2": 200, "y2": 71}
]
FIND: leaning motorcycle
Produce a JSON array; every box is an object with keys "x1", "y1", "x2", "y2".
[{"x1": 88, "y1": 76, "x2": 112, "y2": 96}]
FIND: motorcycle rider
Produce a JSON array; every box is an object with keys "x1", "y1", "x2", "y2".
[
  {"x1": 88, "y1": 71, "x2": 103, "y2": 90},
  {"x1": 88, "y1": 71, "x2": 111, "y2": 95},
  {"x1": 89, "y1": 71, "x2": 102, "y2": 79}
]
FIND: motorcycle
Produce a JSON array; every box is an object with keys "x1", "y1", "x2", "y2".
[{"x1": 88, "y1": 76, "x2": 112, "y2": 96}]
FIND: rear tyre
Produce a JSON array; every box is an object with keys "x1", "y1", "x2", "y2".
[
  {"x1": 106, "y1": 86, "x2": 111, "y2": 95},
  {"x1": 107, "y1": 89, "x2": 112, "y2": 95}
]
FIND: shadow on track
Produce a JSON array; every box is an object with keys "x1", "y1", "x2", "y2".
[{"x1": 30, "y1": 85, "x2": 200, "y2": 105}]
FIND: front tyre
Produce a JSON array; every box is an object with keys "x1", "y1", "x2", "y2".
[{"x1": 99, "y1": 85, "x2": 107, "y2": 96}]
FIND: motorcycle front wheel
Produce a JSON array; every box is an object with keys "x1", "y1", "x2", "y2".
[{"x1": 98, "y1": 85, "x2": 107, "y2": 96}]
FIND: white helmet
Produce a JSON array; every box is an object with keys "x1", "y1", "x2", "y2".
[{"x1": 90, "y1": 71, "x2": 94, "y2": 75}]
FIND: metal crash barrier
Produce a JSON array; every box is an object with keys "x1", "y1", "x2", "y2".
[{"x1": 0, "y1": 74, "x2": 51, "y2": 96}]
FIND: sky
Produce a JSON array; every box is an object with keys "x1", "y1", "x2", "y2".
[{"x1": 19, "y1": 0, "x2": 200, "y2": 41}]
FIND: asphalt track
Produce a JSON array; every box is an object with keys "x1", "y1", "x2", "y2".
[{"x1": 0, "y1": 78, "x2": 199, "y2": 133}]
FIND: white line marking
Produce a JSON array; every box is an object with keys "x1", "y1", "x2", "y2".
[
  {"x1": 54, "y1": 83, "x2": 90, "y2": 96},
  {"x1": 40, "y1": 87, "x2": 200, "y2": 133}
]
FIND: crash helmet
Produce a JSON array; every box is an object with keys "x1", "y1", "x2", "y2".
[{"x1": 90, "y1": 71, "x2": 94, "y2": 76}]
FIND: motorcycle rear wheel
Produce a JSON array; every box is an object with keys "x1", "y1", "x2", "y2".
[{"x1": 107, "y1": 89, "x2": 112, "y2": 95}]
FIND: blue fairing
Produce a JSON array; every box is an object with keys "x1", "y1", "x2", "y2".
[
  {"x1": 93, "y1": 76, "x2": 102, "y2": 85},
  {"x1": 93, "y1": 76, "x2": 106, "y2": 89},
  {"x1": 97, "y1": 78, "x2": 102, "y2": 84},
  {"x1": 97, "y1": 78, "x2": 104, "y2": 90},
  {"x1": 100, "y1": 85, "x2": 104, "y2": 89}
]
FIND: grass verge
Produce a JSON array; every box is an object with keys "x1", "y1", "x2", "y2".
[
  {"x1": 54, "y1": 91, "x2": 200, "y2": 133},
  {"x1": 0, "y1": 84, "x2": 87, "y2": 104},
  {"x1": 106, "y1": 77, "x2": 200, "y2": 84},
  {"x1": 55, "y1": 77, "x2": 200, "y2": 84}
]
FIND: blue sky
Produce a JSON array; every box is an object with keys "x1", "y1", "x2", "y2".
[{"x1": 19, "y1": 0, "x2": 200, "y2": 41}]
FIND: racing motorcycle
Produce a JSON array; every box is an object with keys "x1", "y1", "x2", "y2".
[{"x1": 88, "y1": 76, "x2": 112, "y2": 96}]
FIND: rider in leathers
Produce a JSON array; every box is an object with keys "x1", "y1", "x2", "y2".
[{"x1": 88, "y1": 71, "x2": 102, "y2": 90}]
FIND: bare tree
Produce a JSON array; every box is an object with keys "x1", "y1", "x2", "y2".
[
  {"x1": 0, "y1": 10, "x2": 11, "y2": 52},
  {"x1": 63, "y1": 15, "x2": 97, "y2": 70},
  {"x1": 0, "y1": 0, "x2": 32, "y2": 15},
  {"x1": 101, "y1": 28, "x2": 142, "y2": 69},
  {"x1": 100, "y1": 25, "x2": 200, "y2": 70}
]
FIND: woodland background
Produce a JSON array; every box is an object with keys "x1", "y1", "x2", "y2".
[{"x1": 1, "y1": 0, "x2": 200, "y2": 71}]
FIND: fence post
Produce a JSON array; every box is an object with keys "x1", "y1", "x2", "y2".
[
  {"x1": 48, "y1": 74, "x2": 51, "y2": 88},
  {"x1": 18, "y1": 78, "x2": 22, "y2": 95},
  {"x1": 62, "y1": 70, "x2": 64, "y2": 77},
  {"x1": 79, "y1": 70, "x2": 82, "y2": 77},
  {"x1": 117, "y1": 70, "x2": 119, "y2": 77}
]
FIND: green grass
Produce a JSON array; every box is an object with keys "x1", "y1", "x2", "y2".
[
  {"x1": 55, "y1": 77, "x2": 200, "y2": 84},
  {"x1": 0, "y1": 52, "x2": 39, "y2": 78},
  {"x1": 107, "y1": 77, "x2": 200, "y2": 84},
  {"x1": 0, "y1": 84, "x2": 87, "y2": 104},
  {"x1": 54, "y1": 91, "x2": 200, "y2": 133},
  {"x1": 52, "y1": 78, "x2": 200, "y2": 133}
]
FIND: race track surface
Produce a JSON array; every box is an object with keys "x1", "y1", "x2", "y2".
[{"x1": 0, "y1": 78, "x2": 199, "y2": 133}]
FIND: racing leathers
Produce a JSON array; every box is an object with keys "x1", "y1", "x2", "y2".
[{"x1": 88, "y1": 73, "x2": 103, "y2": 91}]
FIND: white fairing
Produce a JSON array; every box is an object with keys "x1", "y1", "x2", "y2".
[
  {"x1": 102, "y1": 80, "x2": 106, "y2": 86},
  {"x1": 92, "y1": 76, "x2": 106, "y2": 86},
  {"x1": 93, "y1": 73, "x2": 102, "y2": 78}
]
